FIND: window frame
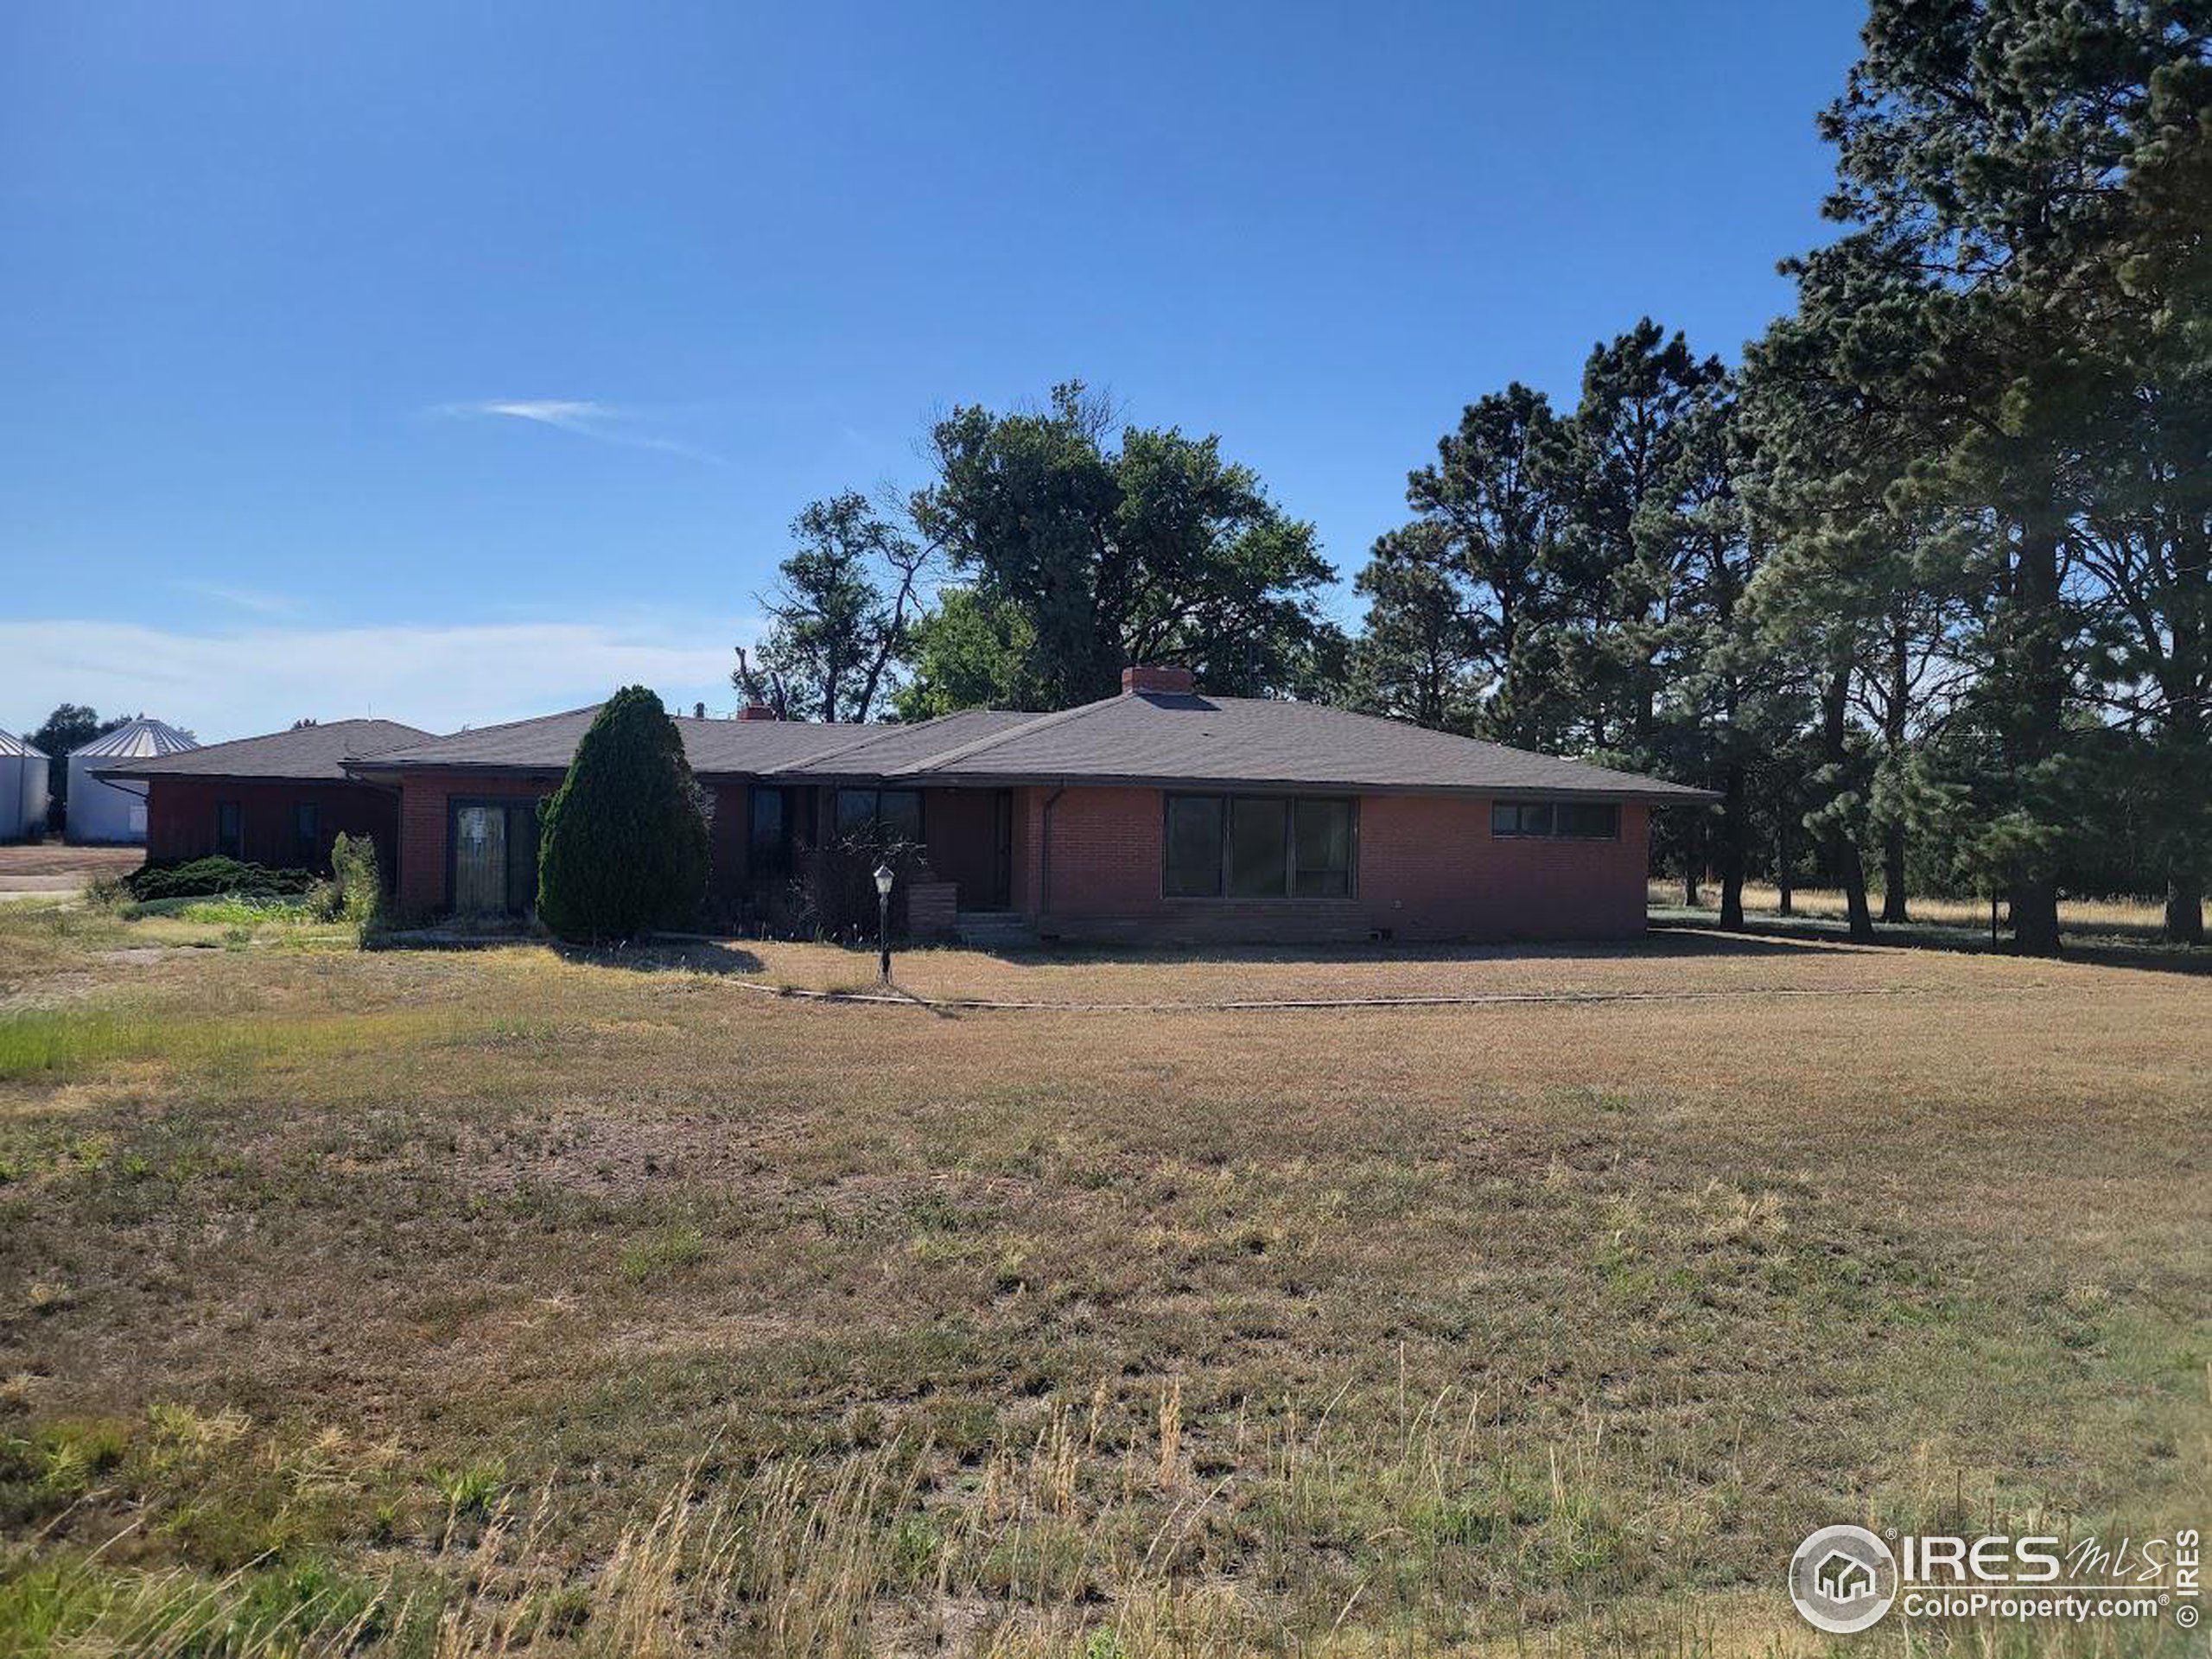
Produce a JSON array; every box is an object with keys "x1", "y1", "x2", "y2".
[
  {"x1": 1491, "y1": 798, "x2": 1621, "y2": 842},
  {"x1": 444, "y1": 795, "x2": 549, "y2": 916},
  {"x1": 748, "y1": 785, "x2": 794, "y2": 878},
  {"x1": 1160, "y1": 791, "x2": 1358, "y2": 901},
  {"x1": 294, "y1": 801, "x2": 321, "y2": 863},
  {"x1": 214, "y1": 801, "x2": 244, "y2": 859},
  {"x1": 832, "y1": 786, "x2": 925, "y2": 845}
]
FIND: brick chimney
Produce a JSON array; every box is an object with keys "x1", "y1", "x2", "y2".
[
  {"x1": 1121, "y1": 664, "x2": 1196, "y2": 696},
  {"x1": 738, "y1": 702, "x2": 781, "y2": 721}
]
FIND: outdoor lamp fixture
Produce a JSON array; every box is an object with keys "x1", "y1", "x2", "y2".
[{"x1": 873, "y1": 862, "x2": 895, "y2": 983}]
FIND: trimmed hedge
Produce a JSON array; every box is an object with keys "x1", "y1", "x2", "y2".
[
  {"x1": 536, "y1": 687, "x2": 709, "y2": 942},
  {"x1": 126, "y1": 858, "x2": 319, "y2": 903}
]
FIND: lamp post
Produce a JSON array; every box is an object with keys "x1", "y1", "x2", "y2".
[{"x1": 873, "y1": 862, "x2": 895, "y2": 983}]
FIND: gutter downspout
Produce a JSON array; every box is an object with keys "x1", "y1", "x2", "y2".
[{"x1": 1038, "y1": 783, "x2": 1066, "y2": 923}]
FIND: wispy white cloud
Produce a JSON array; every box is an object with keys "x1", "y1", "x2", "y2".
[
  {"x1": 430, "y1": 398, "x2": 721, "y2": 463},
  {"x1": 3, "y1": 616, "x2": 762, "y2": 743},
  {"x1": 168, "y1": 580, "x2": 297, "y2": 616}
]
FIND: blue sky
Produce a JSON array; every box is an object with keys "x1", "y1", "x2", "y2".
[{"x1": 2, "y1": 0, "x2": 1866, "y2": 740}]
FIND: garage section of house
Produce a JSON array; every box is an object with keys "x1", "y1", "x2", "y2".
[
  {"x1": 91, "y1": 718, "x2": 433, "y2": 875},
  {"x1": 345, "y1": 669, "x2": 1713, "y2": 942}
]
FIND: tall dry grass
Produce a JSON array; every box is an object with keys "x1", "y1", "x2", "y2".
[
  {"x1": 9, "y1": 1376, "x2": 2195, "y2": 1656},
  {"x1": 1651, "y1": 883, "x2": 2171, "y2": 936},
  {"x1": 0, "y1": 1387, "x2": 1691, "y2": 1656}
]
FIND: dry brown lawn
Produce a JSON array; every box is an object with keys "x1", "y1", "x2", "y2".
[
  {"x1": 736, "y1": 929, "x2": 2078, "y2": 1006},
  {"x1": 0, "y1": 902, "x2": 2205, "y2": 1655}
]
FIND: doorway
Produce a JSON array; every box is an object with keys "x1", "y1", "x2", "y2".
[{"x1": 451, "y1": 799, "x2": 541, "y2": 915}]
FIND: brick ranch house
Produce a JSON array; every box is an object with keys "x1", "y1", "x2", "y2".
[
  {"x1": 89, "y1": 719, "x2": 431, "y2": 879},
  {"x1": 105, "y1": 669, "x2": 1714, "y2": 942}
]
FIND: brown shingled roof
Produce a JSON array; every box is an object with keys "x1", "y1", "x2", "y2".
[
  {"x1": 354, "y1": 706, "x2": 871, "y2": 777},
  {"x1": 92, "y1": 719, "x2": 435, "y2": 783},
  {"x1": 346, "y1": 693, "x2": 1714, "y2": 804},
  {"x1": 789, "y1": 692, "x2": 1718, "y2": 803}
]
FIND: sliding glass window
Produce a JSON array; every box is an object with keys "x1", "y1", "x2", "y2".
[{"x1": 1163, "y1": 794, "x2": 1357, "y2": 899}]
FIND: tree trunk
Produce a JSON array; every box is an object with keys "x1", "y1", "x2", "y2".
[
  {"x1": 1777, "y1": 810, "x2": 1795, "y2": 917},
  {"x1": 1821, "y1": 658, "x2": 1875, "y2": 943},
  {"x1": 2165, "y1": 873, "x2": 2203, "y2": 947},
  {"x1": 2005, "y1": 518, "x2": 2067, "y2": 957},
  {"x1": 1840, "y1": 839, "x2": 1875, "y2": 941},
  {"x1": 1881, "y1": 823, "x2": 1910, "y2": 925},
  {"x1": 2012, "y1": 878, "x2": 2062, "y2": 956},
  {"x1": 1719, "y1": 758, "x2": 1745, "y2": 930},
  {"x1": 1879, "y1": 612, "x2": 1911, "y2": 925}
]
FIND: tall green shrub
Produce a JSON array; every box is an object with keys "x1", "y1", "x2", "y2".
[
  {"x1": 327, "y1": 831, "x2": 385, "y2": 940},
  {"x1": 536, "y1": 688, "x2": 709, "y2": 942}
]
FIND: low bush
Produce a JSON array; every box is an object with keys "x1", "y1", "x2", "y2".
[{"x1": 125, "y1": 858, "x2": 317, "y2": 904}]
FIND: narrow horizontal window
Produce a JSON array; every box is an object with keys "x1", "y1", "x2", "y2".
[
  {"x1": 1556, "y1": 802, "x2": 1620, "y2": 840},
  {"x1": 1494, "y1": 799, "x2": 1618, "y2": 840}
]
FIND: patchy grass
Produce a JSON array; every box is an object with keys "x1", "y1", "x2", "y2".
[
  {"x1": 0, "y1": 902, "x2": 2203, "y2": 1655},
  {"x1": 0, "y1": 1002, "x2": 478, "y2": 1082}
]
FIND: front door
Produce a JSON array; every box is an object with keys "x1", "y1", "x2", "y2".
[{"x1": 453, "y1": 800, "x2": 540, "y2": 914}]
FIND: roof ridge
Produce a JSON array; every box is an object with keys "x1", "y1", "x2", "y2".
[
  {"x1": 882, "y1": 695, "x2": 1121, "y2": 777},
  {"x1": 175, "y1": 716, "x2": 420, "y2": 758},
  {"x1": 377, "y1": 704, "x2": 600, "y2": 754},
  {"x1": 786, "y1": 709, "x2": 998, "y2": 772},
  {"x1": 1218, "y1": 698, "x2": 1700, "y2": 784}
]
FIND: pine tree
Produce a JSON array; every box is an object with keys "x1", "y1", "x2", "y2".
[{"x1": 1783, "y1": 0, "x2": 2212, "y2": 952}]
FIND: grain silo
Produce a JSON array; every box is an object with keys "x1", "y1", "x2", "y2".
[
  {"x1": 65, "y1": 718, "x2": 197, "y2": 843},
  {"x1": 0, "y1": 733, "x2": 50, "y2": 841}
]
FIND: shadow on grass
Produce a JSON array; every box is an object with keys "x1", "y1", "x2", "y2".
[
  {"x1": 945, "y1": 926, "x2": 1873, "y2": 969},
  {"x1": 552, "y1": 938, "x2": 766, "y2": 976},
  {"x1": 1650, "y1": 906, "x2": 2212, "y2": 977}
]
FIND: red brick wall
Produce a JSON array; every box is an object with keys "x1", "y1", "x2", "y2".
[
  {"x1": 146, "y1": 779, "x2": 402, "y2": 878},
  {"x1": 1023, "y1": 785, "x2": 1651, "y2": 944},
  {"x1": 397, "y1": 774, "x2": 756, "y2": 919},
  {"x1": 1359, "y1": 795, "x2": 1649, "y2": 941},
  {"x1": 395, "y1": 772, "x2": 554, "y2": 918},
  {"x1": 707, "y1": 780, "x2": 748, "y2": 904}
]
